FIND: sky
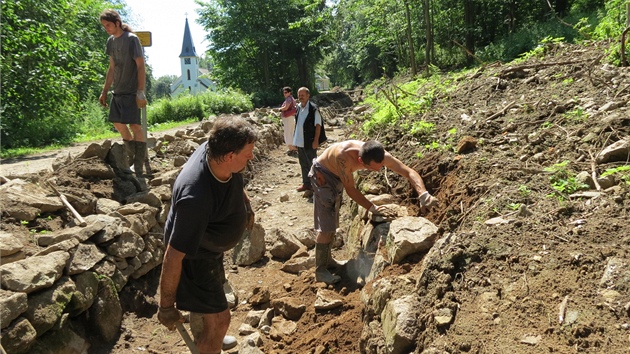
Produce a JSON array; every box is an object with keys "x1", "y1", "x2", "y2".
[{"x1": 124, "y1": 0, "x2": 208, "y2": 78}]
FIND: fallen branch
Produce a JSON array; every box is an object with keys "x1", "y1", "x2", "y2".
[
  {"x1": 500, "y1": 59, "x2": 591, "y2": 77},
  {"x1": 558, "y1": 295, "x2": 569, "y2": 324},
  {"x1": 545, "y1": 0, "x2": 575, "y2": 29},
  {"x1": 554, "y1": 234, "x2": 570, "y2": 242},
  {"x1": 588, "y1": 151, "x2": 602, "y2": 191},
  {"x1": 486, "y1": 101, "x2": 516, "y2": 121},
  {"x1": 614, "y1": 83, "x2": 630, "y2": 99},
  {"x1": 452, "y1": 39, "x2": 485, "y2": 65},
  {"x1": 383, "y1": 167, "x2": 393, "y2": 191}
]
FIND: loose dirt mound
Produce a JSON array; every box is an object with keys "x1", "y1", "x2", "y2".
[{"x1": 2, "y1": 40, "x2": 629, "y2": 354}]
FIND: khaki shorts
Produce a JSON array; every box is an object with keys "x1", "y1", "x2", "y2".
[{"x1": 309, "y1": 162, "x2": 344, "y2": 233}]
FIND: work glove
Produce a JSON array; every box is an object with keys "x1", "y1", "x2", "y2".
[
  {"x1": 136, "y1": 90, "x2": 147, "y2": 108},
  {"x1": 157, "y1": 306, "x2": 184, "y2": 331},
  {"x1": 418, "y1": 191, "x2": 438, "y2": 207},
  {"x1": 368, "y1": 204, "x2": 384, "y2": 216}
]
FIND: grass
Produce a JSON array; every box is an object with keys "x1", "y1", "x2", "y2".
[{"x1": 1, "y1": 118, "x2": 199, "y2": 160}]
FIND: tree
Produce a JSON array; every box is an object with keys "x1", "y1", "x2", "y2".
[
  {"x1": 196, "y1": 0, "x2": 330, "y2": 105},
  {"x1": 1, "y1": 0, "x2": 113, "y2": 148},
  {"x1": 152, "y1": 75, "x2": 178, "y2": 100}
]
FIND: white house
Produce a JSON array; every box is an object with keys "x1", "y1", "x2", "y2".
[{"x1": 170, "y1": 18, "x2": 215, "y2": 96}]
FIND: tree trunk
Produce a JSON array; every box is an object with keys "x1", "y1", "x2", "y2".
[
  {"x1": 554, "y1": 0, "x2": 569, "y2": 17},
  {"x1": 424, "y1": 0, "x2": 432, "y2": 74},
  {"x1": 463, "y1": 0, "x2": 475, "y2": 66},
  {"x1": 404, "y1": 0, "x2": 417, "y2": 76},
  {"x1": 262, "y1": 49, "x2": 270, "y2": 88}
]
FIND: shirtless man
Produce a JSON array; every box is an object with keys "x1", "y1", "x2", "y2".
[{"x1": 309, "y1": 140, "x2": 437, "y2": 284}]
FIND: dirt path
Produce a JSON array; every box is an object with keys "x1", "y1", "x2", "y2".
[{"x1": 94, "y1": 124, "x2": 363, "y2": 354}]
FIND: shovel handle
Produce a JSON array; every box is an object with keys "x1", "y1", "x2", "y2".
[{"x1": 176, "y1": 322, "x2": 200, "y2": 354}]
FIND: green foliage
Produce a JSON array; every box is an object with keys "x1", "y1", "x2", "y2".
[
  {"x1": 152, "y1": 75, "x2": 177, "y2": 100},
  {"x1": 563, "y1": 107, "x2": 588, "y2": 122},
  {"x1": 197, "y1": 0, "x2": 330, "y2": 104},
  {"x1": 515, "y1": 37, "x2": 566, "y2": 63},
  {"x1": 507, "y1": 203, "x2": 521, "y2": 211},
  {"x1": 518, "y1": 185, "x2": 532, "y2": 197},
  {"x1": 601, "y1": 165, "x2": 630, "y2": 185},
  {"x1": 361, "y1": 74, "x2": 454, "y2": 134},
  {"x1": 148, "y1": 89, "x2": 253, "y2": 125},
  {"x1": 74, "y1": 101, "x2": 113, "y2": 140},
  {"x1": 410, "y1": 121, "x2": 435, "y2": 136},
  {"x1": 541, "y1": 121, "x2": 554, "y2": 129},
  {"x1": 1, "y1": 0, "x2": 112, "y2": 149},
  {"x1": 544, "y1": 160, "x2": 589, "y2": 197},
  {"x1": 592, "y1": 0, "x2": 627, "y2": 40}
]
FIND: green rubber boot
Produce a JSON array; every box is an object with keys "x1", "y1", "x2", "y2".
[
  {"x1": 315, "y1": 243, "x2": 341, "y2": 284},
  {"x1": 134, "y1": 141, "x2": 147, "y2": 176}
]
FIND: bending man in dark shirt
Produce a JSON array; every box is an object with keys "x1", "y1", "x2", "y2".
[{"x1": 157, "y1": 117, "x2": 258, "y2": 354}]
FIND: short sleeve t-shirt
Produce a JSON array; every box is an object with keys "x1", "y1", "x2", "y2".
[
  {"x1": 164, "y1": 142, "x2": 247, "y2": 258},
  {"x1": 105, "y1": 31, "x2": 144, "y2": 95}
]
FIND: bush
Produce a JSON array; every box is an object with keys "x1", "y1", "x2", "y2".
[{"x1": 148, "y1": 89, "x2": 253, "y2": 125}]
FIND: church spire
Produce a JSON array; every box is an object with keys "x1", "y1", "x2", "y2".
[{"x1": 179, "y1": 18, "x2": 198, "y2": 58}]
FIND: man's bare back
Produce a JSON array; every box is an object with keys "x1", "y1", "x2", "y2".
[
  {"x1": 315, "y1": 139, "x2": 436, "y2": 211},
  {"x1": 316, "y1": 140, "x2": 366, "y2": 178}
]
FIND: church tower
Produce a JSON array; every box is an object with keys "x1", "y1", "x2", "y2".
[{"x1": 170, "y1": 18, "x2": 214, "y2": 96}]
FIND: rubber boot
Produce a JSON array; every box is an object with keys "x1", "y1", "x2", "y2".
[
  {"x1": 134, "y1": 141, "x2": 147, "y2": 176},
  {"x1": 315, "y1": 243, "x2": 341, "y2": 284},
  {"x1": 114, "y1": 141, "x2": 133, "y2": 174},
  {"x1": 123, "y1": 139, "x2": 135, "y2": 167}
]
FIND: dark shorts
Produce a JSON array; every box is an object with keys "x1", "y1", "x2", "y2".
[
  {"x1": 109, "y1": 94, "x2": 140, "y2": 125},
  {"x1": 309, "y1": 161, "x2": 344, "y2": 233},
  {"x1": 176, "y1": 253, "x2": 228, "y2": 314}
]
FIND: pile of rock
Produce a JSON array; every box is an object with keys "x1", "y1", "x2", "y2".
[{"x1": 0, "y1": 112, "x2": 284, "y2": 354}]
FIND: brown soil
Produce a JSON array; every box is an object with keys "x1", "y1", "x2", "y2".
[{"x1": 2, "y1": 40, "x2": 630, "y2": 354}]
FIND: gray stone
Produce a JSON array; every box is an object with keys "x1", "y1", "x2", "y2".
[
  {"x1": 66, "y1": 243, "x2": 107, "y2": 275},
  {"x1": 95, "y1": 198, "x2": 121, "y2": 215},
  {"x1": 271, "y1": 297, "x2": 306, "y2": 321},
  {"x1": 88, "y1": 276, "x2": 123, "y2": 343},
  {"x1": 596, "y1": 138, "x2": 630, "y2": 164},
  {"x1": 0, "y1": 232, "x2": 23, "y2": 257},
  {"x1": 24, "y1": 276, "x2": 76, "y2": 336},
  {"x1": 106, "y1": 228, "x2": 145, "y2": 258},
  {"x1": 0, "y1": 317, "x2": 37, "y2": 354},
  {"x1": 268, "y1": 228, "x2": 304, "y2": 260},
  {"x1": 382, "y1": 295, "x2": 421, "y2": 354},
  {"x1": 67, "y1": 271, "x2": 99, "y2": 317},
  {"x1": 0, "y1": 251, "x2": 69, "y2": 293},
  {"x1": 314, "y1": 289, "x2": 344, "y2": 310},
  {"x1": 232, "y1": 223, "x2": 266, "y2": 266},
  {"x1": 387, "y1": 216, "x2": 439, "y2": 264},
  {"x1": 0, "y1": 289, "x2": 28, "y2": 329}
]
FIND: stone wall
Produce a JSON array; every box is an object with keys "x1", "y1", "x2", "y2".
[{"x1": 0, "y1": 112, "x2": 284, "y2": 354}]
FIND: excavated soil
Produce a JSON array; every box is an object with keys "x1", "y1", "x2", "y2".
[{"x1": 2, "y1": 40, "x2": 630, "y2": 353}]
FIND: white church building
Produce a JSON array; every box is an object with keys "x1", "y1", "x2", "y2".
[{"x1": 170, "y1": 18, "x2": 215, "y2": 96}]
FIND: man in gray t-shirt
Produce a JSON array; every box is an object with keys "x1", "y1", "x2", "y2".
[{"x1": 98, "y1": 9, "x2": 148, "y2": 176}]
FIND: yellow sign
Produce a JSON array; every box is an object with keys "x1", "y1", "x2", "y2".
[{"x1": 135, "y1": 31, "x2": 152, "y2": 47}]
